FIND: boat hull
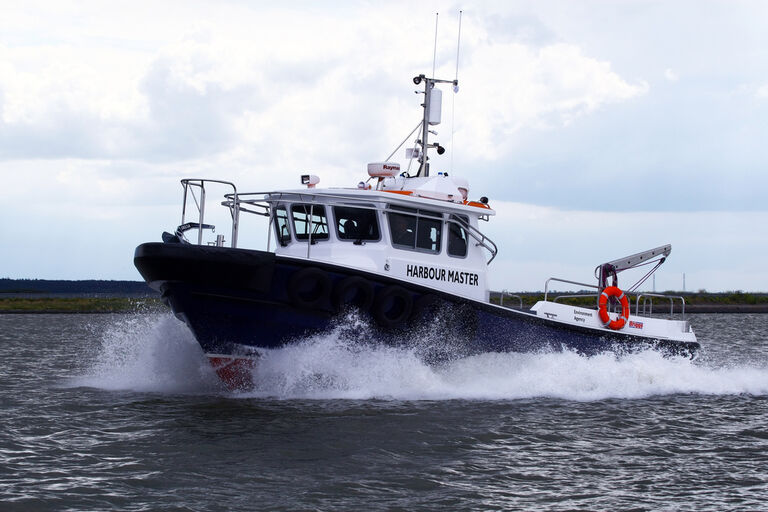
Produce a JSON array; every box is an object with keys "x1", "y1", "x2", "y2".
[{"x1": 134, "y1": 242, "x2": 700, "y2": 363}]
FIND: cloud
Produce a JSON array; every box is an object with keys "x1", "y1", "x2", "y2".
[
  {"x1": 0, "y1": 7, "x2": 648, "y2": 171},
  {"x1": 448, "y1": 33, "x2": 648, "y2": 160},
  {"x1": 0, "y1": 37, "x2": 263, "y2": 161},
  {"x1": 0, "y1": 43, "x2": 144, "y2": 158},
  {"x1": 485, "y1": 201, "x2": 768, "y2": 293}
]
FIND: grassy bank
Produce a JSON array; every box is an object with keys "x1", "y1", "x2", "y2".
[{"x1": 0, "y1": 297, "x2": 166, "y2": 314}]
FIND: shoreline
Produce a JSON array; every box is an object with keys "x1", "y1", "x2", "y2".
[{"x1": 0, "y1": 297, "x2": 165, "y2": 314}]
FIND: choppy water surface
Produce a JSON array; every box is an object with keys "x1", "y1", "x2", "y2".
[{"x1": 1, "y1": 313, "x2": 767, "y2": 511}]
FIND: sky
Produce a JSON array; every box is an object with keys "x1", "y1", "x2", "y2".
[{"x1": 1, "y1": 0, "x2": 767, "y2": 292}]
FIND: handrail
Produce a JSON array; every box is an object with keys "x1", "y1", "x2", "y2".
[
  {"x1": 635, "y1": 293, "x2": 686, "y2": 318},
  {"x1": 180, "y1": 179, "x2": 239, "y2": 248},
  {"x1": 222, "y1": 200, "x2": 269, "y2": 217},
  {"x1": 553, "y1": 293, "x2": 599, "y2": 304},
  {"x1": 544, "y1": 277, "x2": 598, "y2": 302},
  {"x1": 499, "y1": 289, "x2": 523, "y2": 309},
  {"x1": 445, "y1": 215, "x2": 498, "y2": 264}
]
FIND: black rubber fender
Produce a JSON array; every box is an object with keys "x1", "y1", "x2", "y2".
[
  {"x1": 287, "y1": 267, "x2": 332, "y2": 309},
  {"x1": 373, "y1": 285, "x2": 413, "y2": 329},
  {"x1": 332, "y1": 276, "x2": 375, "y2": 312}
]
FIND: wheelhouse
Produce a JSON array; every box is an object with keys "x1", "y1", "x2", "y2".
[
  {"x1": 231, "y1": 190, "x2": 491, "y2": 253},
  {"x1": 257, "y1": 192, "x2": 495, "y2": 301}
]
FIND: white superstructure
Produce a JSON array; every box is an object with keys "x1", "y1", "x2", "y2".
[{"x1": 260, "y1": 185, "x2": 496, "y2": 302}]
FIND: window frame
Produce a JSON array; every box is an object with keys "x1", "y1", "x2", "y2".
[
  {"x1": 387, "y1": 205, "x2": 443, "y2": 254},
  {"x1": 332, "y1": 204, "x2": 382, "y2": 243},
  {"x1": 291, "y1": 203, "x2": 330, "y2": 243},
  {"x1": 446, "y1": 214, "x2": 470, "y2": 259},
  {"x1": 272, "y1": 204, "x2": 293, "y2": 247}
]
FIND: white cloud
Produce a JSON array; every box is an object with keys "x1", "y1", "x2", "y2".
[
  {"x1": 452, "y1": 40, "x2": 648, "y2": 160},
  {"x1": 0, "y1": 5, "x2": 648, "y2": 169},
  {"x1": 485, "y1": 201, "x2": 768, "y2": 293},
  {"x1": 0, "y1": 43, "x2": 147, "y2": 124}
]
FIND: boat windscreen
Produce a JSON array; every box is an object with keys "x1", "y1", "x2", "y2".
[
  {"x1": 273, "y1": 205, "x2": 291, "y2": 246},
  {"x1": 388, "y1": 206, "x2": 442, "y2": 254},
  {"x1": 292, "y1": 204, "x2": 330, "y2": 241},
  {"x1": 334, "y1": 205, "x2": 380, "y2": 241}
]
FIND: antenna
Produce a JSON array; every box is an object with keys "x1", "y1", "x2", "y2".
[
  {"x1": 454, "y1": 10, "x2": 462, "y2": 87},
  {"x1": 432, "y1": 13, "x2": 439, "y2": 78},
  {"x1": 450, "y1": 10, "x2": 462, "y2": 173},
  {"x1": 412, "y1": 12, "x2": 461, "y2": 178}
]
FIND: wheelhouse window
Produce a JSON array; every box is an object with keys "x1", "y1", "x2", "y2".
[
  {"x1": 292, "y1": 203, "x2": 329, "y2": 242},
  {"x1": 334, "y1": 205, "x2": 380, "y2": 242},
  {"x1": 447, "y1": 214, "x2": 469, "y2": 258},
  {"x1": 388, "y1": 206, "x2": 442, "y2": 253},
  {"x1": 273, "y1": 205, "x2": 291, "y2": 246}
]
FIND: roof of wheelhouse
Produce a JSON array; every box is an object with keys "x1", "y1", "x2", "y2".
[{"x1": 262, "y1": 187, "x2": 496, "y2": 217}]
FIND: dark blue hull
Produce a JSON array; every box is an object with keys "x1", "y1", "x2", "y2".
[{"x1": 134, "y1": 243, "x2": 699, "y2": 360}]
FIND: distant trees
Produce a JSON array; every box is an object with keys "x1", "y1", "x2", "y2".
[{"x1": 0, "y1": 279, "x2": 156, "y2": 296}]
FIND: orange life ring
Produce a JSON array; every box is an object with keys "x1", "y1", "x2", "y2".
[{"x1": 598, "y1": 286, "x2": 630, "y2": 330}]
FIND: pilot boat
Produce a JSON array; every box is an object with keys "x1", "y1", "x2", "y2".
[{"x1": 134, "y1": 72, "x2": 699, "y2": 389}]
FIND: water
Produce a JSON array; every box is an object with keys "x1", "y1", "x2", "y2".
[{"x1": 1, "y1": 313, "x2": 767, "y2": 511}]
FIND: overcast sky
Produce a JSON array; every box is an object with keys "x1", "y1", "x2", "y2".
[{"x1": 1, "y1": 0, "x2": 767, "y2": 292}]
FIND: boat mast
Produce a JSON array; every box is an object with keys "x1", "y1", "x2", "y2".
[
  {"x1": 412, "y1": 12, "x2": 462, "y2": 177},
  {"x1": 414, "y1": 74, "x2": 456, "y2": 177}
]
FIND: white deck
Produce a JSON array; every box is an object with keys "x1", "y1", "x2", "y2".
[{"x1": 530, "y1": 301, "x2": 696, "y2": 342}]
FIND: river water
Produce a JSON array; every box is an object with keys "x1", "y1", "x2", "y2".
[{"x1": 1, "y1": 313, "x2": 767, "y2": 511}]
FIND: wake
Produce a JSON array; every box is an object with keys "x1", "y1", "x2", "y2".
[{"x1": 71, "y1": 313, "x2": 768, "y2": 401}]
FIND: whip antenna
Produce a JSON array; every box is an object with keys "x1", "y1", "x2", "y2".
[
  {"x1": 432, "y1": 12, "x2": 439, "y2": 77},
  {"x1": 450, "y1": 10, "x2": 462, "y2": 172},
  {"x1": 454, "y1": 10, "x2": 462, "y2": 85}
]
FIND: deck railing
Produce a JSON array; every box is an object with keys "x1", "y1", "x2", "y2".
[
  {"x1": 544, "y1": 278, "x2": 599, "y2": 303},
  {"x1": 635, "y1": 293, "x2": 687, "y2": 318},
  {"x1": 180, "y1": 179, "x2": 239, "y2": 248},
  {"x1": 542, "y1": 277, "x2": 688, "y2": 320}
]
